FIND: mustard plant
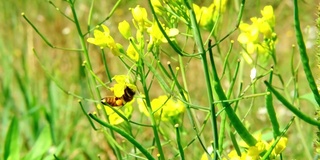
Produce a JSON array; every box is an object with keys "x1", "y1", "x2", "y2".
[{"x1": 17, "y1": 0, "x2": 320, "y2": 159}]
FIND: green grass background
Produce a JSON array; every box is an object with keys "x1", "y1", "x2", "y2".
[{"x1": 0, "y1": 0, "x2": 319, "y2": 159}]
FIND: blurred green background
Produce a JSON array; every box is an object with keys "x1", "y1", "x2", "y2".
[{"x1": 1, "y1": 0, "x2": 319, "y2": 159}]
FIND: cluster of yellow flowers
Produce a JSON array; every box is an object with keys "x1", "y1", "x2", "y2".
[
  {"x1": 237, "y1": 5, "x2": 277, "y2": 64},
  {"x1": 87, "y1": 1, "x2": 288, "y2": 158},
  {"x1": 137, "y1": 95, "x2": 185, "y2": 122},
  {"x1": 87, "y1": 0, "x2": 230, "y2": 62},
  {"x1": 200, "y1": 135, "x2": 287, "y2": 160},
  {"x1": 95, "y1": 75, "x2": 185, "y2": 125},
  {"x1": 193, "y1": 0, "x2": 228, "y2": 31},
  {"x1": 226, "y1": 136, "x2": 287, "y2": 160},
  {"x1": 87, "y1": 5, "x2": 179, "y2": 62},
  {"x1": 87, "y1": 3, "x2": 185, "y2": 125}
]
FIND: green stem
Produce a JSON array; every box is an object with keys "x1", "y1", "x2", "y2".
[
  {"x1": 139, "y1": 65, "x2": 165, "y2": 159},
  {"x1": 219, "y1": 59, "x2": 241, "y2": 153},
  {"x1": 148, "y1": 0, "x2": 199, "y2": 57},
  {"x1": 183, "y1": 0, "x2": 219, "y2": 157},
  {"x1": 21, "y1": 13, "x2": 53, "y2": 48},
  {"x1": 265, "y1": 81, "x2": 320, "y2": 126},
  {"x1": 208, "y1": 40, "x2": 257, "y2": 146},
  {"x1": 167, "y1": 62, "x2": 208, "y2": 153},
  {"x1": 208, "y1": 0, "x2": 246, "y2": 50},
  {"x1": 221, "y1": 41, "x2": 234, "y2": 80},
  {"x1": 100, "y1": 49, "x2": 112, "y2": 82},
  {"x1": 69, "y1": 1, "x2": 93, "y2": 71},
  {"x1": 79, "y1": 101, "x2": 98, "y2": 130},
  {"x1": 261, "y1": 117, "x2": 295, "y2": 159},
  {"x1": 175, "y1": 124, "x2": 185, "y2": 160},
  {"x1": 293, "y1": 0, "x2": 320, "y2": 106},
  {"x1": 22, "y1": 13, "x2": 82, "y2": 51},
  {"x1": 68, "y1": 1, "x2": 124, "y2": 158},
  {"x1": 137, "y1": 39, "x2": 165, "y2": 159},
  {"x1": 89, "y1": 114, "x2": 155, "y2": 160},
  {"x1": 265, "y1": 69, "x2": 280, "y2": 138},
  {"x1": 33, "y1": 49, "x2": 97, "y2": 102},
  {"x1": 48, "y1": 0, "x2": 74, "y2": 22}
]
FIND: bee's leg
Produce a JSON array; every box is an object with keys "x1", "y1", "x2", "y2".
[{"x1": 115, "y1": 97, "x2": 124, "y2": 106}]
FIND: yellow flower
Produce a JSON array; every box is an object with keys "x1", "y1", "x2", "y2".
[
  {"x1": 269, "y1": 137, "x2": 288, "y2": 156},
  {"x1": 237, "y1": 5, "x2": 277, "y2": 61},
  {"x1": 87, "y1": 25, "x2": 113, "y2": 48},
  {"x1": 193, "y1": 3, "x2": 214, "y2": 31},
  {"x1": 238, "y1": 132, "x2": 262, "y2": 148},
  {"x1": 97, "y1": 104, "x2": 132, "y2": 125},
  {"x1": 238, "y1": 21, "x2": 260, "y2": 44},
  {"x1": 147, "y1": 22, "x2": 179, "y2": 45},
  {"x1": 130, "y1": 5, "x2": 148, "y2": 29},
  {"x1": 105, "y1": 106, "x2": 125, "y2": 125},
  {"x1": 151, "y1": 0, "x2": 163, "y2": 15},
  {"x1": 247, "y1": 141, "x2": 267, "y2": 159},
  {"x1": 118, "y1": 20, "x2": 131, "y2": 39},
  {"x1": 126, "y1": 43, "x2": 139, "y2": 62},
  {"x1": 250, "y1": 17, "x2": 273, "y2": 38},
  {"x1": 261, "y1": 5, "x2": 275, "y2": 27},
  {"x1": 138, "y1": 95, "x2": 185, "y2": 122},
  {"x1": 87, "y1": 24, "x2": 124, "y2": 56},
  {"x1": 111, "y1": 75, "x2": 136, "y2": 97},
  {"x1": 213, "y1": 0, "x2": 228, "y2": 18},
  {"x1": 258, "y1": 20, "x2": 272, "y2": 38},
  {"x1": 233, "y1": 133, "x2": 287, "y2": 159},
  {"x1": 226, "y1": 150, "x2": 241, "y2": 160}
]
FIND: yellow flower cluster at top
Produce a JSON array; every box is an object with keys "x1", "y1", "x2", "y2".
[
  {"x1": 137, "y1": 95, "x2": 185, "y2": 122},
  {"x1": 87, "y1": 4, "x2": 179, "y2": 62},
  {"x1": 87, "y1": 0, "x2": 230, "y2": 61},
  {"x1": 237, "y1": 5, "x2": 277, "y2": 64},
  {"x1": 193, "y1": 0, "x2": 228, "y2": 31}
]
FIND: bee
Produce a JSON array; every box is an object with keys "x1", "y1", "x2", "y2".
[{"x1": 101, "y1": 86, "x2": 136, "y2": 107}]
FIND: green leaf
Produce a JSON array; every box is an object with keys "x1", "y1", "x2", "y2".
[
  {"x1": 4, "y1": 117, "x2": 20, "y2": 160},
  {"x1": 22, "y1": 126, "x2": 52, "y2": 160}
]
